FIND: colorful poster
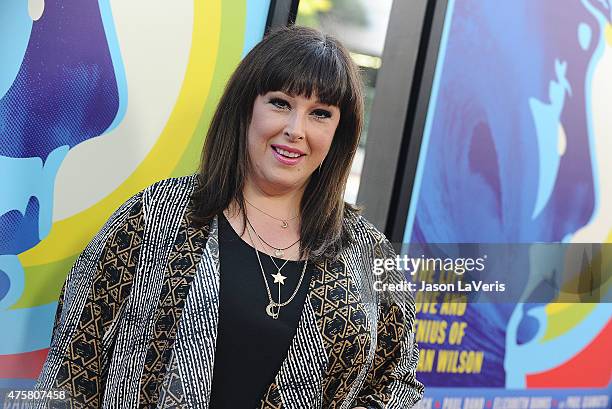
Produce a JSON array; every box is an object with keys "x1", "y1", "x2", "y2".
[
  {"x1": 0, "y1": 0, "x2": 270, "y2": 389},
  {"x1": 403, "y1": 1, "x2": 612, "y2": 408}
]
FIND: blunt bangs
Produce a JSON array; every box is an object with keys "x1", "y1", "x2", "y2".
[{"x1": 253, "y1": 35, "x2": 352, "y2": 109}]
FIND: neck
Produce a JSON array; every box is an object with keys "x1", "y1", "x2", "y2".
[{"x1": 242, "y1": 178, "x2": 303, "y2": 220}]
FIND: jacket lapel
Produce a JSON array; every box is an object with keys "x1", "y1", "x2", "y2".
[
  {"x1": 273, "y1": 261, "x2": 328, "y2": 409},
  {"x1": 159, "y1": 215, "x2": 221, "y2": 408},
  {"x1": 272, "y1": 244, "x2": 379, "y2": 409}
]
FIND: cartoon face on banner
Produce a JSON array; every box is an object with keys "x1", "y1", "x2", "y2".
[
  {"x1": 0, "y1": 0, "x2": 270, "y2": 385},
  {"x1": 404, "y1": 0, "x2": 612, "y2": 395}
]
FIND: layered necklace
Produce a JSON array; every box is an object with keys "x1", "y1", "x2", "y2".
[
  {"x1": 243, "y1": 198, "x2": 300, "y2": 257},
  {"x1": 245, "y1": 217, "x2": 300, "y2": 257},
  {"x1": 245, "y1": 216, "x2": 307, "y2": 320}
]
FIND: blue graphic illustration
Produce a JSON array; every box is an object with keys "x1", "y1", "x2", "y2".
[
  {"x1": 0, "y1": 0, "x2": 127, "y2": 355},
  {"x1": 404, "y1": 0, "x2": 612, "y2": 388}
]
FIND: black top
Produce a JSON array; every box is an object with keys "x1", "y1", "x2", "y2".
[{"x1": 208, "y1": 214, "x2": 312, "y2": 409}]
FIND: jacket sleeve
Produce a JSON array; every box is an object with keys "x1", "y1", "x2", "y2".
[
  {"x1": 353, "y1": 234, "x2": 425, "y2": 409},
  {"x1": 34, "y1": 192, "x2": 144, "y2": 408}
]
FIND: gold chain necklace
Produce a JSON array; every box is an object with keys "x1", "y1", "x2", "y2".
[
  {"x1": 248, "y1": 215, "x2": 300, "y2": 275},
  {"x1": 244, "y1": 197, "x2": 299, "y2": 229},
  {"x1": 245, "y1": 221, "x2": 307, "y2": 319},
  {"x1": 245, "y1": 216, "x2": 300, "y2": 257}
]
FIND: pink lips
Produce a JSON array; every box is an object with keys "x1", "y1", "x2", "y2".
[
  {"x1": 271, "y1": 144, "x2": 305, "y2": 155},
  {"x1": 272, "y1": 148, "x2": 303, "y2": 165}
]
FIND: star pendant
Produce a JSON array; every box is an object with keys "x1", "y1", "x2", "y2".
[{"x1": 271, "y1": 272, "x2": 287, "y2": 285}]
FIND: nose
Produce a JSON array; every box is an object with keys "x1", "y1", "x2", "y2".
[{"x1": 284, "y1": 110, "x2": 306, "y2": 141}]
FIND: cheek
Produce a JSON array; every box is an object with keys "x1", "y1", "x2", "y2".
[
  {"x1": 311, "y1": 128, "x2": 336, "y2": 159},
  {"x1": 249, "y1": 107, "x2": 284, "y2": 144},
  {"x1": 248, "y1": 118, "x2": 267, "y2": 145},
  {"x1": 247, "y1": 121, "x2": 274, "y2": 157},
  {"x1": 246, "y1": 131, "x2": 267, "y2": 172}
]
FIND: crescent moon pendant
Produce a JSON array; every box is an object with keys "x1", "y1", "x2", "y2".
[{"x1": 266, "y1": 303, "x2": 279, "y2": 319}]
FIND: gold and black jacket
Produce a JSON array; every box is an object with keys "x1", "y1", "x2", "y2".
[{"x1": 35, "y1": 175, "x2": 424, "y2": 408}]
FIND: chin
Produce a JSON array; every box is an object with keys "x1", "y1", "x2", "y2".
[
  {"x1": 266, "y1": 179, "x2": 302, "y2": 192},
  {"x1": 261, "y1": 174, "x2": 307, "y2": 193}
]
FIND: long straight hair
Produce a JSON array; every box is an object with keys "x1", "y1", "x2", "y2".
[{"x1": 190, "y1": 25, "x2": 364, "y2": 261}]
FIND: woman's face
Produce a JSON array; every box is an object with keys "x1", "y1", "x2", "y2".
[{"x1": 246, "y1": 91, "x2": 341, "y2": 195}]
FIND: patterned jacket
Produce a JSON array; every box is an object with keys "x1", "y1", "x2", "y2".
[{"x1": 35, "y1": 175, "x2": 424, "y2": 408}]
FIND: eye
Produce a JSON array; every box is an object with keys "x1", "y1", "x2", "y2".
[
  {"x1": 269, "y1": 97, "x2": 290, "y2": 110},
  {"x1": 312, "y1": 109, "x2": 332, "y2": 119}
]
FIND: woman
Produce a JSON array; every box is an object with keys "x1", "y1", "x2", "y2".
[{"x1": 36, "y1": 26, "x2": 424, "y2": 408}]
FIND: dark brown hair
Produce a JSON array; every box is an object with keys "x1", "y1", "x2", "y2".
[{"x1": 191, "y1": 25, "x2": 364, "y2": 261}]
